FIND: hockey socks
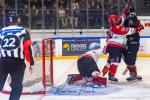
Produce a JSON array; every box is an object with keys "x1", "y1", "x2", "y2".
[
  {"x1": 126, "y1": 66, "x2": 142, "y2": 81},
  {"x1": 108, "y1": 64, "x2": 118, "y2": 82}
]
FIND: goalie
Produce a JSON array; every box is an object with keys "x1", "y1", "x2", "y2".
[{"x1": 66, "y1": 42, "x2": 107, "y2": 86}]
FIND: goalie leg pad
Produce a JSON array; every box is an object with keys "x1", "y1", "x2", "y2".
[
  {"x1": 92, "y1": 76, "x2": 107, "y2": 86},
  {"x1": 66, "y1": 74, "x2": 83, "y2": 84}
]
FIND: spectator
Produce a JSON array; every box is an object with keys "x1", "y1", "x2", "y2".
[
  {"x1": 58, "y1": 5, "x2": 68, "y2": 28},
  {"x1": 95, "y1": 4, "x2": 102, "y2": 28},
  {"x1": 36, "y1": 0, "x2": 42, "y2": 9},
  {"x1": 23, "y1": 0, "x2": 28, "y2": 9},
  {"x1": 5, "y1": 0, "x2": 15, "y2": 9},
  {"x1": 78, "y1": 0, "x2": 86, "y2": 28},
  {"x1": 30, "y1": 0, "x2": 37, "y2": 8},
  {"x1": 44, "y1": 0, "x2": 53, "y2": 9},
  {"x1": 79, "y1": 0, "x2": 86, "y2": 9},
  {"x1": 65, "y1": 5, "x2": 71, "y2": 28},
  {"x1": 71, "y1": 0, "x2": 80, "y2": 28},
  {"x1": 89, "y1": 0, "x2": 97, "y2": 9},
  {"x1": 44, "y1": 6, "x2": 52, "y2": 29},
  {"x1": 31, "y1": 5, "x2": 39, "y2": 29},
  {"x1": 20, "y1": 9, "x2": 29, "y2": 28}
]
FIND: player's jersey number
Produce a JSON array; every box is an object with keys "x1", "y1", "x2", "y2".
[{"x1": 1, "y1": 35, "x2": 20, "y2": 50}]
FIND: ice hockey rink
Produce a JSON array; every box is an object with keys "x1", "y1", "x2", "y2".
[{"x1": 0, "y1": 57, "x2": 150, "y2": 100}]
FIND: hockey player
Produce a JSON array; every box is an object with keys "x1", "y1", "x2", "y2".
[
  {"x1": 102, "y1": 13, "x2": 142, "y2": 82},
  {"x1": 0, "y1": 11, "x2": 34, "y2": 100},
  {"x1": 101, "y1": 2, "x2": 142, "y2": 82},
  {"x1": 122, "y1": 8, "x2": 144, "y2": 81},
  {"x1": 66, "y1": 42, "x2": 107, "y2": 86}
]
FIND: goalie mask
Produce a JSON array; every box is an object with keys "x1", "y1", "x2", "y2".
[{"x1": 88, "y1": 42, "x2": 100, "y2": 51}]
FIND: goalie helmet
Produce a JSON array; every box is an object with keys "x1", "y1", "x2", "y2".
[
  {"x1": 88, "y1": 42, "x2": 100, "y2": 51},
  {"x1": 8, "y1": 11, "x2": 20, "y2": 24}
]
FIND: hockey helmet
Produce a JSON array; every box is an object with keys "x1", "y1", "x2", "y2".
[
  {"x1": 8, "y1": 11, "x2": 20, "y2": 24},
  {"x1": 128, "y1": 8, "x2": 136, "y2": 18},
  {"x1": 88, "y1": 42, "x2": 100, "y2": 51},
  {"x1": 108, "y1": 15, "x2": 119, "y2": 25}
]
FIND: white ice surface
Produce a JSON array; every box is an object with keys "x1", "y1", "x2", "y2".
[{"x1": 1, "y1": 58, "x2": 150, "y2": 100}]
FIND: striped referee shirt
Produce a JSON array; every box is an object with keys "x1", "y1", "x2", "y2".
[{"x1": 0, "y1": 25, "x2": 34, "y2": 65}]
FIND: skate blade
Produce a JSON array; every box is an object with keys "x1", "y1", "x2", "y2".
[
  {"x1": 108, "y1": 80, "x2": 118, "y2": 84},
  {"x1": 127, "y1": 78, "x2": 142, "y2": 83}
]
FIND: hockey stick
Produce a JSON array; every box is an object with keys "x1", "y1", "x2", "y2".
[
  {"x1": 121, "y1": 0, "x2": 133, "y2": 8},
  {"x1": 126, "y1": 0, "x2": 133, "y2": 6},
  {"x1": 122, "y1": 67, "x2": 128, "y2": 75},
  {"x1": 127, "y1": 0, "x2": 137, "y2": 10},
  {"x1": 122, "y1": 54, "x2": 128, "y2": 75},
  {"x1": 122, "y1": 0, "x2": 127, "y2": 5}
]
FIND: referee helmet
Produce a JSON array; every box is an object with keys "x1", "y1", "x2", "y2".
[{"x1": 8, "y1": 11, "x2": 20, "y2": 24}]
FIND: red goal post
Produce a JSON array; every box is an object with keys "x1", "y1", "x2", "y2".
[{"x1": 42, "y1": 38, "x2": 54, "y2": 88}]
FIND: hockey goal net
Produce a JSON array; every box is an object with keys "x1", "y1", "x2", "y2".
[
  {"x1": 1, "y1": 37, "x2": 102, "y2": 94},
  {"x1": 1, "y1": 39, "x2": 54, "y2": 94}
]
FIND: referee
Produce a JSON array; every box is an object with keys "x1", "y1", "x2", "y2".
[{"x1": 0, "y1": 11, "x2": 34, "y2": 100}]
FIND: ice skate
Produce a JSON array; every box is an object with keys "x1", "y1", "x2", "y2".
[
  {"x1": 108, "y1": 64, "x2": 118, "y2": 82},
  {"x1": 108, "y1": 76, "x2": 118, "y2": 82},
  {"x1": 136, "y1": 75, "x2": 143, "y2": 80},
  {"x1": 126, "y1": 66, "x2": 142, "y2": 81},
  {"x1": 108, "y1": 73, "x2": 118, "y2": 82},
  {"x1": 126, "y1": 73, "x2": 142, "y2": 82}
]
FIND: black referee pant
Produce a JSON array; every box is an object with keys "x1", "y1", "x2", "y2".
[{"x1": 0, "y1": 58, "x2": 26, "y2": 100}]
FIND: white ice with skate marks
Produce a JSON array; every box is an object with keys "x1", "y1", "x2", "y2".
[
  {"x1": 1, "y1": 58, "x2": 150, "y2": 100},
  {"x1": 49, "y1": 83, "x2": 121, "y2": 96}
]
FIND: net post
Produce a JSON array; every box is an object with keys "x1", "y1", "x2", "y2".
[
  {"x1": 42, "y1": 39, "x2": 46, "y2": 89},
  {"x1": 49, "y1": 39, "x2": 54, "y2": 86}
]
